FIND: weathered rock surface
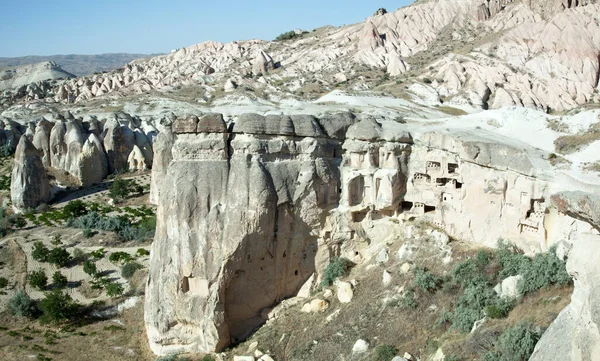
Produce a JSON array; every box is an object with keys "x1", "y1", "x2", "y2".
[
  {"x1": 78, "y1": 134, "x2": 108, "y2": 186},
  {"x1": 146, "y1": 110, "x2": 600, "y2": 356},
  {"x1": 11, "y1": 136, "x2": 50, "y2": 211}
]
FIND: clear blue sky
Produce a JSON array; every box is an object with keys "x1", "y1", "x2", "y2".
[{"x1": 0, "y1": 0, "x2": 412, "y2": 57}]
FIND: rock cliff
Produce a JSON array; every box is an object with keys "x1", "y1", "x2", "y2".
[{"x1": 145, "y1": 112, "x2": 599, "y2": 355}]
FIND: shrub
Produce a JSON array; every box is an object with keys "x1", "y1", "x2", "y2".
[
  {"x1": 481, "y1": 323, "x2": 541, "y2": 361},
  {"x1": 108, "y1": 178, "x2": 133, "y2": 202},
  {"x1": 496, "y1": 241, "x2": 529, "y2": 279},
  {"x1": 402, "y1": 288, "x2": 418, "y2": 309},
  {"x1": 450, "y1": 306, "x2": 481, "y2": 332},
  {"x1": 32, "y1": 241, "x2": 50, "y2": 262},
  {"x1": 275, "y1": 30, "x2": 299, "y2": 41},
  {"x1": 38, "y1": 290, "x2": 79, "y2": 324},
  {"x1": 201, "y1": 356, "x2": 216, "y2": 361},
  {"x1": 62, "y1": 200, "x2": 87, "y2": 218},
  {"x1": 72, "y1": 248, "x2": 87, "y2": 264},
  {"x1": 451, "y1": 258, "x2": 485, "y2": 286},
  {"x1": 422, "y1": 78, "x2": 433, "y2": 84},
  {"x1": 485, "y1": 298, "x2": 516, "y2": 319},
  {"x1": 518, "y1": 246, "x2": 570, "y2": 295},
  {"x1": 0, "y1": 277, "x2": 8, "y2": 288},
  {"x1": 83, "y1": 260, "x2": 98, "y2": 278},
  {"x1": 105, "y1": 282, "x2": 124, "y2": 298},
  {"x1": 136, "y1": 248, "x2": 150, "y2": 257},
  {"x1": 47, "y1": 247, "x2": 71, "y2": 268},
  {"x1": 319, "y1": 257, "x2": 352, "y2": 287},
  {"x1": 52, "y1": 272, "x2": 68, "y2": 289},
  {"x1": 89, "y1": 248, "x2": 106, "y2": 260},
  {"x1": 8, "y1": 290, "x2": 37, "y2": 318},
  {"x1": 413, "y1": 267, "x2": 440, "y2": 292},
  {"x1": 109, "y1": 251, "x2": 133, "y2": 264},
  {"x1": 374, "y1": 344, "x2": 396, "y2": 361},
  {"x1": 83, "y1": 228, "x2": 96, "y2": 238},
  {"x1": 29, "y1": 270, "x2": 48, "y2": 290},
  {"x1": 121, "y1": 262, "x2": 143, "y2": 279}
]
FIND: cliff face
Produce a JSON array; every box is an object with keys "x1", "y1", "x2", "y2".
[{"x1": 146, "y1": 112, "x2": 599, "y2": 355}]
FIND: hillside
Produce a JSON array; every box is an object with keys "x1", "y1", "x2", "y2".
[{"x1": 0, "y1": 53, "x2": 157, "y2": 76}]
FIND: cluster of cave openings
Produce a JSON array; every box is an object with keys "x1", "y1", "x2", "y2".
[
  {"x1": 349, "y1": 175, "x2": 366, "y2": 206},
  {"x1": 414, "y1": 173, "x2": 430, "y2": 184},
  {"x1": 426, "y1": 161, "x2": 441, "y2": 171}
]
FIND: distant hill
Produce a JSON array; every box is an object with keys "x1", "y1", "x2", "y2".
[{"x1": 0, "y1": 53, "x2": 160, "y2": 76}]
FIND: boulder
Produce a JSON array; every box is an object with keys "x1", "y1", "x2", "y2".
[
  {"x1": 352, "y1": 339, "x2": 369, "y2": 354},
  {"x1": 335, "y1": 280, "x2": 354, "y2": 303},
  {"x1": 493, "y1": 275, "x2": 522, "y2": 299},
  {"x1": 11, "y1": 136, "x2": 50, "y2": 211}
]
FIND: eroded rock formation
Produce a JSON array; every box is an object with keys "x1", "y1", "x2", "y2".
[
  {"x1": 11, "y1": 135, "x2": 50, "y2": 211},
  {"x1": 146, "y1": 112, "x2": 598, "y2": 355}
]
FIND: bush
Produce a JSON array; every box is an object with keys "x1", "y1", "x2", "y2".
[
  {"x1": 0, "y1": 277, "x2": 8, "y2": 288},
  {"x1": 496, "y1": 241, "x2": 529, "y2": 279},
  {"x1": 374, "y1": 344, "x2": 396, "y2": 361},
  {"x1": 275, "y1": 30, "x2": 299, "y2": 41},
  {"x1": 29, "y1": 270, "x2": 48, "y2": 290},
  {"x1": 83, "y1": 260, "x2": 98, "y2": 278},
  {"x1": 83, "y1": 228, "x2": 96, "y2": 238},
  {"x1": 8, "y1": 290, "x2": 37, "y2": 318},
  {"x1": 319, "y1": 257, "x2": 352, "y2": 287},
  {"x1": 52, "y1": 271, "x2": 68, "y2": 289},
  {"x1": 62, "y1": 200, "x2": 87, "y2": 218},
  {"x1": 72, "y1": 248, "x2": 87, "y2": 264},
  {"x1": 413, "y1": 267, "x2": 440, "y2": 292},
  {"x1": 109, "y1": 252, "x2": 133, "y2": 264},
  {"x1": 105, "y1": 282, "x2": 124, "y2": 298},
  {"x1": 136, "y1": 248, "x2": 150, "y2": 257},
  {"x1": 518, "y1": 246, "x2": 570, "y2": 295},
  {"x1": 450, "y1": 306, "x2": 481, "y2": 332},
  {"x1": 481, "y1": 323, "x2": 541, "y2": 361},
  {"x1": 485, "y1": 298, "x2": 515, "y2": 319},
  {"x1": 32, "y1": 241, "x2": 50, "y2": 262},
  {"x1": 121, "y1": 262, "x2": 143, "y2": 279},
  {"x1": 47, "y1": 247, "x2": 71, "y2": 268},
  {"x1": 108, "y1": 178, "x2": 133, "y2": 202},
  {"x1": 402, "y1": 288, "x2": 418, "y2": 309},
  {"x1": 89, "y1": 248, "x2": 106, "y2": 260},
  {"x1": 38, "y1": 290, "x2": 79, "y2": 324}
]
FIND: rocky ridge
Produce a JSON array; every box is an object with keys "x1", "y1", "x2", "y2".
[{"x1": 2, "y1": 0, "x2": 599, "y2": 113}]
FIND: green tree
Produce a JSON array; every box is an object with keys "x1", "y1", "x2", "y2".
[
  {"x1": 52, "y1": 271, "x2": 68, "y2": 289},
  {"x1": 29, "y1": 270, "x2": 48, "y2": 290},
  {"x1": 38, "y1": 290, "x2": 79, "y2": 324},
  {"x1": 83, "y1": 260, "x2": 98, "y2": 278},
  {"x1": 32, "y1": 241, "x2": 50, "y2": 262},
  {"x1": 121, "y1": 262, "x2": 143, "y2": 279},
  {"x1": 108, "y1": 178, "x2": 132, "y2": 202},
  {"x1": 105, "y1": 282, "x2": 124, "y2": 298},
  {"x1": 47, "y1": 247, "x2": 71, "y2": 268}
]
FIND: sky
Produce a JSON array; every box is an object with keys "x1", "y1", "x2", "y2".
[{"x1": 0, "y1": 0, "x2": 412, "y2": 57}]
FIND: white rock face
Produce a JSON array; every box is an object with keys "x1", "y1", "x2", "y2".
[
  {"x1": 352, "y1": 339, "x2": 369, "y2": 354},
  {"x1": 145, "y1": 110, "x2": 600, "y2": 356},
  {"x1": 335, "y1": 280, "x2": 354, "y2": 304},
  {"x1": 11, "y1": 136, "x2": 50, "y2": 211},
  {"x1": 493, "y1": 275, "x2": 523, "y2": 299}
]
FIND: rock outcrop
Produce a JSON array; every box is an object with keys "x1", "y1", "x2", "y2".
[
  {"x1": 146, "y1": 111, "x2": 600, "y2": 356},
  {"x1": 11, "y1": 135, "x2": 50, "y2": 211}
]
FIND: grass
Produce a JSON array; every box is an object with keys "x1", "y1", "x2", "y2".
[{"x1": 436, "y1": 105, "x2": 468, "y2": 116}]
